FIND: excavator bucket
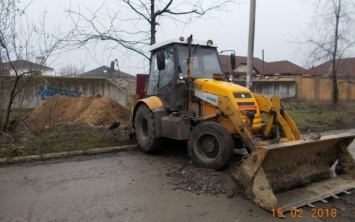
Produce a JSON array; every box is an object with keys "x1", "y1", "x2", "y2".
[{"x1": 233, "y1": 132, "x2": 355, "y2": 215}]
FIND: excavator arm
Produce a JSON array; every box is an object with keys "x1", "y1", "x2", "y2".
[
  {"x1": 217, "y1": 93, "x2": 301, "y2": 149},
  {"x1": 215, "y1": 93, "x2": 355, "y2": 216},
  {"x1": 254, "y1": 93, "x2": 300, "y2": 141}
]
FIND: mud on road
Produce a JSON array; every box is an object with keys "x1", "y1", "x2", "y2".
[{"x1": 0, "y1": 134, "x2": 355, "y2": 221}]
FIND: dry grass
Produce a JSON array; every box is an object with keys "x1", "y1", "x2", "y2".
[
  {"x1": 283, "y1": 101, "x2": 355, "y2": 132},
  {"x1": 0, "y1": 124, "x2": 133, "y2": 159}
]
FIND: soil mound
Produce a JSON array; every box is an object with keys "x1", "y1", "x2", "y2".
[{"x1": 26, "y1": 95, "x2": 131, "y2": 127}]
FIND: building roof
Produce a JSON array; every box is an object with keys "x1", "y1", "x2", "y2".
[
  {"x1": 81, "y1": 65, "x2": 135, "y2": 79},
  {"x1": 1, "y1": 59, "x2": 54, "y2": 72},
  {"x1": 219, "y1": 55, "x2": 305, "y2": 75},
  {"x1": 265, "y1": 60, "x2": 305, "y2": 75},
  {"x1": 305, "y1": 57, "x2": 355, "y2": 77}
]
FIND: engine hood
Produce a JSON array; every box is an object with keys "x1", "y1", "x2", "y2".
[{"x1": 193, "y1": 79, "x2": 252, "y2": 98}]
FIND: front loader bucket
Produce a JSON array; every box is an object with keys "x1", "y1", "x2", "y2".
[{"x1": 233, "y1": 132, "x2": 355, "y2": 215}]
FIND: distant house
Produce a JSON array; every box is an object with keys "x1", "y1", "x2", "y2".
[
  {"x1": 0, "y1": 57, "x2": 54, "y2": 76},
  {"x1": 81, "y1": 65, "x2": 135, "y2": 79},
  {"x1": 305, "y1": 57, "x2": 355, "y2": 77},
  {"x1": 219, "y1": 55, "x2": 306, "y2": 78}
]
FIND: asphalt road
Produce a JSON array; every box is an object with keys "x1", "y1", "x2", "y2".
[
  {"x1": 0, "y1": 135, "x2": 354, "y2": 222},
  {"x1": 0, "y1": 150, "x2": 274, "y2": 222}
]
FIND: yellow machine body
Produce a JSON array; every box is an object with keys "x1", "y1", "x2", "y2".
[
  {"x1": 193, "y1": 79, "x2": 263, "y2": 134},
  {"x1": 132, "y1": 38, "x2": 355, "y2": 216}
]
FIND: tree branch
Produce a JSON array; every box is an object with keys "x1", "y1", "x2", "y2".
[
  {"x1": 154, "y1": 0, "x2": 173, "y2": 17},
  {"x1": 122, "y1": 0, "x2": 151, "y2": 24}
]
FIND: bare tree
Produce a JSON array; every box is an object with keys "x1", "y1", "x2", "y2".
[
  {"x1": 59, "y1": 64, "x2": 85, "y2": 77},
  {"x1": 0, "y1": 0, "x2": 70, "y2": 131},
  {"x1": 66, "y1": 0, "x2": 238, "y2": 63},
  {"x1": 306, "y1": 0, "x2": 355, "y2": 105}
]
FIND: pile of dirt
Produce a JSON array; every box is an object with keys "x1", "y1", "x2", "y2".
[
  {"x1": 108, "y1": 78, "x2": 136, "y2": 107},
  {"x1": 25, "y1": 95, "x2": 131, "y2": 128}
]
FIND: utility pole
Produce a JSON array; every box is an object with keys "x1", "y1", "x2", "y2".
[
  {"x1": 262, "y1": 49, "x2": 264, "y2": 75},
  {"x1": 246, "y1": 0, "x2": 256, "y2": 89}
]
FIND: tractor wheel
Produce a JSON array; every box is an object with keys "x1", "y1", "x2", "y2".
[
  {"x1": 187, "y1": 122, "x2": 234, "y2": 170},
  {"x1": 134, "y1": 105, "x2": 162, "y2": 153}
]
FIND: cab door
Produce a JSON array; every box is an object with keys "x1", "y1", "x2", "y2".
[{"x1": 147, "y1": 46, "x2": 181, "y2": 111}]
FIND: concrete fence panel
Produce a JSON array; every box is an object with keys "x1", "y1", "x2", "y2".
[
  {"x1": 1, "y1": 75, "x2": 355, "y2": 112},
  {"x1": 0, "y1": 76, "x2": 135, "y2": 109},
  {"x1": 235, "y1": 79, "x2": 296, "y2": 99}
]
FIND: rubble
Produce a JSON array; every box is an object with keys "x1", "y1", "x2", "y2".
[{"x1": 166, "y1": 162, "x2": 238, "y2": 198}]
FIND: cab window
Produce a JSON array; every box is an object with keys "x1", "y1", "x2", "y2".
[
  {"x1": 159, "y1": 48, "x2": 175, "y2": 89},
  {"x1": 147, "y1": 48, "x2": 175, "y2": 95},
  {"x1": 147, "y1": 53, "x2": 159, "y2": 95}
]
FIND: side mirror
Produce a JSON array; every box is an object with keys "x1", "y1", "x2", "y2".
[
  {"x1": 230, "y1": 53, "x2": 236, "y2": 70},
  {"x1": 157, "y1": 51, "x2": 166, "y2": 70}
]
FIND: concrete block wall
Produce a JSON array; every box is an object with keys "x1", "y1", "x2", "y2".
[
  {"x1": 1, "y1": 75, "x2": 353, "y2": 112},
  {"x1": 0, "y1": 76, "x2": 135, "y2": 109},
  {"x1": 235, "y1": 78, "x2": 296, "y2": 99}
]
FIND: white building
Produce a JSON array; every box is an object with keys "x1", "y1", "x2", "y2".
[{"x1": 0, "y1": 58, "x2": 54, "y2": 76}]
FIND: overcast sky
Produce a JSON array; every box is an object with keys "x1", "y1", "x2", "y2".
[{"x1": 26, "y1": 0, "x2": 317, "y2": 75}]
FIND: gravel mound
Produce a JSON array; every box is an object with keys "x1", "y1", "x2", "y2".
[{"x1": 166, "y1": 162, "x2": 238, "y2": 198}]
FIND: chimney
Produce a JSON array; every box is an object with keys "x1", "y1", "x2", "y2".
[
  {"x1": 110, "y1": 61, "x2": 115, "y2": 72},
  {"x1": 36, "y1": 56, "x2": 46, "y2": 66}
]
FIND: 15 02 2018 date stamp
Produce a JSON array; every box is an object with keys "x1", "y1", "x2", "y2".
[{"x1": 272, "y1": 208, "x2": 338, "y2": 218}]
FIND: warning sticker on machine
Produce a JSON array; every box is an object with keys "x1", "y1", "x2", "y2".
[{"x1": 194, "y1": 90, "x2": 218, "y2": 106}]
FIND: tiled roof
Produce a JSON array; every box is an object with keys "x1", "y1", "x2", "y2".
[
  {"x1": 1, "y1": 59, "x2": 54, "y2": 71},
  {"x1": 265, "y1": 60, "x2": 305, "y2": 75},
  {"x1": 220, "y1": 55, "x2": 264, "y2": 74},
  {"x1": 305, "y1": 57, "x2": 355, "y2": 77},
  {"x1": 81, "y1": 66, "x2": 135, "y2": 79},
  {"x1": 219, "y1": 55, "x2": 305, "y2": 75}
]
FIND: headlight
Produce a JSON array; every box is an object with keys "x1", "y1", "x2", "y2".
[
  {"x1": 228, "y1": 74, "x2": 233, "y2": 82},
  {"x1": 178, "y1": 72, "x2": 184, "y2": 80}
]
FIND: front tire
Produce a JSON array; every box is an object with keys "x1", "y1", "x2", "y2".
[
  {"x1": 187, "y1": 122, "x2": 234, "y2": 170},
  {"x1": 134, "y1": 105, "x2": 162, "y2": 153}
]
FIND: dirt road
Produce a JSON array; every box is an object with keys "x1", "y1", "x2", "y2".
[{"x1": 0, "y1": 139, "x2": 354, "y2": 221}]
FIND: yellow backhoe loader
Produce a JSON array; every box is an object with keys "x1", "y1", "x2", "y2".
[{"x1": 131, "y1": 35, "x2": 355, "y2": 216}]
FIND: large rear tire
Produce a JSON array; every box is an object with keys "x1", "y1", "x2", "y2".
[
  {"x1": 134, "y1": 105, "x2": 162, "y2": 153},
  {"x1": 187, "y1": 122, "x2": 234, "y2": 170}
]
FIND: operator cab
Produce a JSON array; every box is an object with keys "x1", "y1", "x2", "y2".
[{"x1": 147, "y1": 37, "x2": 225, "y2": 111}]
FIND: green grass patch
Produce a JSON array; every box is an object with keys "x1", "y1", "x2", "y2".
[{"x1": 283, "y1": 102, "x2": 355, "y2": 132}]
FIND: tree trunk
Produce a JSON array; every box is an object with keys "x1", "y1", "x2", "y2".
[
  {"x1": 331, "y1": 60, "x2": 339, "y2": 105},
  {"x1": 331, "y1": 0, "x2": 341, "y2": 106},
  {"x1": 2, "y1": 76, "x2": 20, "y2": 131},
  {"x1": 150, "y1": 0, "x2": 156, "y2": 45}
]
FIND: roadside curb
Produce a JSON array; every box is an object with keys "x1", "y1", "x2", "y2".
[{"x1": 0, "y1": 144, "x2": 138, "y2": 165}]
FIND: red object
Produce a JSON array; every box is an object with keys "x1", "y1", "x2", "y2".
[{"x1": 136, "y1": 74, "x2": 149, "y2": 99}]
